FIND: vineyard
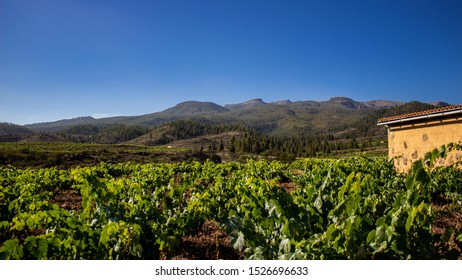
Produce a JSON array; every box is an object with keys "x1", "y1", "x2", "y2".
[{"x1": 1, "y1": 145, "x2": 462, "y2": 260}]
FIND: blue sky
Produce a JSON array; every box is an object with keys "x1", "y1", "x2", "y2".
[{"x1": 1, "y1": 0, "x2": 461, "y2": 125}]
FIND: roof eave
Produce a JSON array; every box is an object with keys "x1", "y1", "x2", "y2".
[{"x1": 377, "y1": 109, "x2": 462, "y2": 126}]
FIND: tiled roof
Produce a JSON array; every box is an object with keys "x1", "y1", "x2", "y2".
[{"x1": 378, "y1": 104, "x2": 462, "y2": 124}]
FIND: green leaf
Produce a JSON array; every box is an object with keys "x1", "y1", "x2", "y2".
[
  {"x1": 0, "y1": 221, "x2": 9, "y2": 230},
  {"x1": 375, "y1": 225, "x2": 387, "y2": 242},
  {"x1": 37, "y1": 237, "x2": 48, "y2": 258},
  {"x1": 266, "y1": 200, "x2": 277, "y2": 217},
  {"x1": 405, "y1": 207, "x2": 417, "y2": 232},
  {"x1": 24, "y1": 236, "x2": 37, "y2": 253},
  {"x1": 314, "y1": 192, "x2": 323, "y2": 213},
  {"x1": 455, "y1": 234, "x2": 462, "y2": 247},
  {"x1": 366, "y1": 230, "x2": 376, "y2": 243},
  {"x1": 233, "y1": 231, "x2": 246, "y2": 251},
  {"x1": 281, "y1": 221, "x2": 290, "y2": 237},
  {"x1": 0, "y1": 239, "x2": 23, "y2": 260},
  {"x1": 372, "y1": 241, "x2": 388, "y2": 254},
  {"x1": 279, "y1": 238, "x2": 291, "y2": 253}
]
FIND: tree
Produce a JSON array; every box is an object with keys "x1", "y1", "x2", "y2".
[
  {"x1": 229, "y1": 136, "x2": 236, "y2": 153},
  {"x1": 219, "y1": 140, "x2": 224, "y2": 151}
]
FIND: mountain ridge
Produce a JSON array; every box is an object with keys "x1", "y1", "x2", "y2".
[
  {"x1": 0, "y1": 97, "x2": 451, "y2": 162},
  {"x1": 224, "y1": 98, "x2": 267, "y2": 110},
  {"x1": 22, "y1": 97, "x2": 446, "y2": 137}
]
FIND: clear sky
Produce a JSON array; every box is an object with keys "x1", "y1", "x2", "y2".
[{"x1": 1, "y1": 0, "x2": 461, "y2": 125}]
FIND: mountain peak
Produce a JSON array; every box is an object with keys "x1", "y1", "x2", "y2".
[
  {"x1": 327, "y1": 97, "x2": 365, "y2": 109},
  {"x1": 161, "y1": 101, "x2": 229, "y2": 115},
  {"x1": 224, "y1": 98, "x2": 267, "y2": 110},
  {"x1": 329, "y1": 97, "x2": 354, "y2": 103},
  {"x1": 430, "y1": 101, "x2": 451, "y2": 107},
  {"x1": 248, "y1": 98, "x2": 264, "y2": 102}
]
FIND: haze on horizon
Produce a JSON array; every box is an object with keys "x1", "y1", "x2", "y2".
[{"x1": 1, "y1": 0, "x2": 461, "y2": 125}]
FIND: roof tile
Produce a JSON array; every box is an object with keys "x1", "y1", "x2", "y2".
[{"x1": 378, "y1": 104, "x2": 462, "y2": 124}]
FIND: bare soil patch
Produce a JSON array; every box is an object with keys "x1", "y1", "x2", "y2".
[
  {"x1": 279, "y1": 182, "x2": 297, "y2": 193},
  {"x1": 431, "y1": 198, "x2": 462, "y2": 259},
  {"x1": 163, "y1": 220, "x2": 243, "y2": 260},
  {"x1": 51, "y1": 189, "x2": 82, "y2": 211}
]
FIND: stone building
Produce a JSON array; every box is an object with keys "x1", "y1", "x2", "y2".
[{"x1": 377, "y1": 104, "x2": 462, "y2": 172}]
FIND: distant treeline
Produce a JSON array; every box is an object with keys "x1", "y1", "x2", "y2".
[
  {"x1": 58, "y1": 124, "x2": 149, "y2": 144},
  {"x1": 161, "y1": 120, "x2": 379, "y2": 159}
]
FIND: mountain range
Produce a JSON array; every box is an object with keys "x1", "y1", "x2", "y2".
[
  {"x1": 1, "y1": 97, "x2": 449, "y2": 146},
  {"x1": 23, "y1": 97, "x2": 431, "y2": 130}
]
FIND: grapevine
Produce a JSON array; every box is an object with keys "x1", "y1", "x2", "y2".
[{"x1": 0, "y1": 149, "x2": 461, "y2": 259}]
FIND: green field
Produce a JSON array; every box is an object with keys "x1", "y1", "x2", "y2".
[{"x1": 1, "y1": 145, "x2": 461, "y2": 259}]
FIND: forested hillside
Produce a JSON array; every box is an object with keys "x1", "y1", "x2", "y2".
[{"x1": 4, "y1": 98, "x2": 446, "y2": 158}]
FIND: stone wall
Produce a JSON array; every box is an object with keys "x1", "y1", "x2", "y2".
[{"x1": 387, "y1": 117, "x2": 462, "y2": 172}]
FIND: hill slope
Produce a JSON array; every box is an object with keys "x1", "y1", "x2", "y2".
[
  {"x1": 0, "y1": 122, "x2": 65, "y2": 142},
  {"x1": 20, "y1": 97, "x2": 446, "y2": 146}
]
